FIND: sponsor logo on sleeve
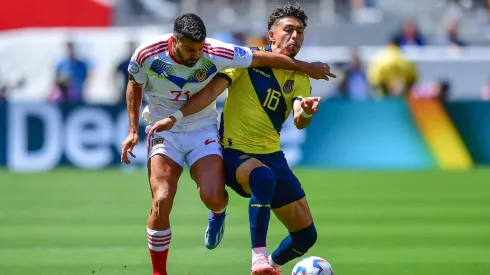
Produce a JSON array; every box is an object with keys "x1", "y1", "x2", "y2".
[
  {"x1": 234, "y1": 46, "x2": 247, "y2": 58},
  {"x1": 128, "y1": 61, "x2": 140, "y2": 74}
]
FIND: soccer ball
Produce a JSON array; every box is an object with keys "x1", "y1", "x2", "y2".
[{"x1": 292, "y1": 256, "x2": 334, "y2": 275}]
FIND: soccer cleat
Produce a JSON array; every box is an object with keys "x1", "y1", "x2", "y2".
[
  {"x1": 204, "y1": 210, "x2": 226, "y2": 249},
  {"x1": 251, "y1": 255, "x2": 275, "y2": 275}
]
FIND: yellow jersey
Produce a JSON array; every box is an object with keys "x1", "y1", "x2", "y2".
[
  {"x1": 367, "y1": 45, "x2": 418, "y2": 96},
  {"x1": 217, "y1": 45, "x2": 311, "y2": 154}
]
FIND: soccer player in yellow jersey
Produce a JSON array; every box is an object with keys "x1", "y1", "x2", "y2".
[{"x1": 148, "y1": 4, "x2": 335, "y2": 274}]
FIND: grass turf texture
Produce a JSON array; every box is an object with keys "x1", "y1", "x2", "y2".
[{"x1": 0, "y1": 168, "x2": 489, "y2": 275}]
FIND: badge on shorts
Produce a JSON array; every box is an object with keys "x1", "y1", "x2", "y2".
[
  {"x1": 283, "y1": 80, "x2": 294, "y2": 94},
  {"x1": 152, "y1": 137, "x2": 163, "y2": 147},
  {"x1": 128, "y1": 61, "x2": 140, "y2": 74}
]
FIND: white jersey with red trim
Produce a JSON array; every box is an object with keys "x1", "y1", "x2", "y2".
[{"x1": 128, "y1": 33, "x2": 253, "y2": 132}]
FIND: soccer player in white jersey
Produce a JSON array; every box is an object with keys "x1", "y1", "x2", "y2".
[{"x1": 120, "y1": 13, "x2": 334, "y2": 275}]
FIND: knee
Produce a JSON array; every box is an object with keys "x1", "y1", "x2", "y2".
[
  {"x1": 201, "y1": 188, "x2": 228, "y2": 211},
  {"x1": 153, "y1": 186, "x2": 172, "y2": 203},
  {"x1": 292, "y1": 223, "x2": 317, "y2": 253},
  {"x1": 153, "y1": 188, "x2": 173, "y2": 210},
  {"x1": 249, "y1": 166, "x2": 276, "y2": 201}
]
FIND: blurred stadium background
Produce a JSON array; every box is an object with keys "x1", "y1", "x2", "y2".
[{"x1": 1, "y1": 0, "x2": 490, "y2": 274}]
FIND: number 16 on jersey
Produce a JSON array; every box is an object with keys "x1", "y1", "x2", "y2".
[{"x1": 263, "y1": 88, "x2": 281, "y2": 111}]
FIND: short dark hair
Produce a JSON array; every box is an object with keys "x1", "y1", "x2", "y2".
[
  {"x1": 173, "y1": 13, "x2": 206, "y2": 42},
  {"x1": 268, "y1": 3, "x2": 308, "y2": 30}
]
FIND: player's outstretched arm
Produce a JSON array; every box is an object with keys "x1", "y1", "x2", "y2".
[
  {"x1": 147, "y1": 76, "x2": 229, "y2": 136},
  {"x1": 181, "y1": 76, "x2": 229, "y2": 118},
  {"x1": 293, "y1": 97, "x2": 321, "y2": 130},
  {"x1": 249, "y1": 50, "x2": 337, "y2": 81},
  {"x1": 121, "y1": 74, "x2": 143, "y2": 164}
]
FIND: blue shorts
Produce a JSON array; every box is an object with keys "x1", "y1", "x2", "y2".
[{"x1": 222, "y1": 147, "x2": 306, "y2": 209}]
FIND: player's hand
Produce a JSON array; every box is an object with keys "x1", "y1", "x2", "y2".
[
  {"x1": 148, "y1": 117, "x2": 176, "y2": 137},
  {"x1": 121, "y1": 132, "x2": 139, "y2": 164},
  {"x1": 301, "y1": 97, "x2": 322, "y2": 115},
  {"x1": 306, "y1": 62, "x2": 337, "y2": 81}
]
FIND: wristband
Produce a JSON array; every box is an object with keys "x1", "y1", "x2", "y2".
[
  {"x1": 300, "y1": 108, "x2": 312, "y2": 118},
  {"x1": 170, "y1": 110, "x2": 184, "y2": 122}
]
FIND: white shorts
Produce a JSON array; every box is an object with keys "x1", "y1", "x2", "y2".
[{"x1": 145, "y1": 124, "x2": 222, "y2": 168}]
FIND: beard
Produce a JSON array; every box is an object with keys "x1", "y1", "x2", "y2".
[{"x1": 176, "y1": 48, "x2": 199, "y2": 67}]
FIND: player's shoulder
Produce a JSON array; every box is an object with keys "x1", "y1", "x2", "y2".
[
  {"x1": 295, "y1": 70, "x2": 310, "y2": 80},
  {"x1": 204, "y1": 37, "x2": 236, "y2": 50},
  {"x1": 204, "y1": 38, "x2": 254, "y2": 62},
  {"x1": 203, "y1": 38, "x2": 237, "y2": 61},
  {"x1": 135, "y1": 34, "x2": 171, "y2": 52},
  {"x1": 289, "y1": 69, "x2": 310, "y2": 90},
  {"x1": 132, "y1": 34, "x2": 171, "y2": 67}
]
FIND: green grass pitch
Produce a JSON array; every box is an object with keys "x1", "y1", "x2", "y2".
[{"x1": 1, "y1": 168, "x2": 490, "y2": 275}]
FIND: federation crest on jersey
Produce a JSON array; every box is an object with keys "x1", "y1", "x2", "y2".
[
  {"x1": 194, "y1": 69, "x2": 207, "y2": 82},
  {"x1": 283, "y1": 80, "x2": 294, "y2": 94}
]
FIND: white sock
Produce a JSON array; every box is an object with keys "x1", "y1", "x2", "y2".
[
  {"x1": 147, "y1": 227, "x2": 171, "y2": 252},
  {"x1": 213, "y1": 207, "x2": 226, "y2": 214},
  {"x1": 269, "y1": 255, "x2": 280, "y2": 269},
  {"x1": 252, "y1": 247, "x2": 268, "y2": 260}
]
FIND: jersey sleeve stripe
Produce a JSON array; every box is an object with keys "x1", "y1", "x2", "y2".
[
  {"x1": 139, "y1": 47, "x2": 169, "y2": 66},
  {"x1": 207, "y1": 47, "x2": 234, "y2": 54},
  {"x1": 204, "y1": 49, "x2": 234, "y2": 57},
  {"x1": 204, "y1": 45, "x2": 234, "y2": 53},
  {"x1": 137, "y1": 43, "x2": 168, "y2": 65},
  {"x1": 137, "y1": 41, "x2": 168, "y2": 59},
  {"x1": 203, "y1": 49, "x2": 234, "y2": 60},
  {"x1": 204, "y1": 44, "x2": 234, "y2": 54},
  {"x1": 136, "y1": 42, "x2": 168, "y2": 65},
  {"x1": 203, "y1": 49, "x2": 234, "y2": 58}
]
